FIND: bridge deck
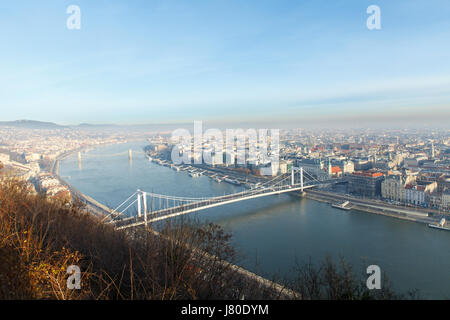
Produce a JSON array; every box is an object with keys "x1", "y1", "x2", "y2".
[{"x1": 115, "y1": 184, "x2": 315, "y2": 229}]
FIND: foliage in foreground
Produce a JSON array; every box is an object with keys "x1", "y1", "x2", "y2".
[
  {"x1": 289, "y1": 257, "x2": 419, "y2": 300},
  {"x1": 0, "y1": 178, "x2": 415, "y2": 300},
  {"x1": 0, "y1": 178, "x2": 286, "y2": 299}
]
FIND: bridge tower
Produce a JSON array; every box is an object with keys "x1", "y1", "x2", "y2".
[
  {"x1": 135, "y1": 190, "x2": 149, "y2": 225},
  {"x1": 300, "y1": 167, "x2": 303, "y2": 192},
  {"x1": 291, "y1": 166, "x2": 295, "y2": 186},
  {"x1": 291, "y1": 166, "x2": 304, "y2": 191},
  {"x1": 137, "y1": 189, "x2": 142, "y2": 217},
  {"x1": 142, "y1": 191, "x2": 148, "y2": 226}
]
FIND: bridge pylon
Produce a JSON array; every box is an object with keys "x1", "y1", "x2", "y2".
[
  {"x1": 136, "y1": 190, "x2": 149, "y2": 226},
  {"x1": 291, "y1": 166, "x2": 304, "y2": 192},
  {"x1": 143, "y1": 191, "x2": 148, "y2": 226},
  {"x1": 137, "y1": 189, "x2": 142, "y2": 217}
]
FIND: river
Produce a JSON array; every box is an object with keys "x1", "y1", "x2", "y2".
[{"x1": 59, "y1": 141, "x2": 450, "y2": 299}]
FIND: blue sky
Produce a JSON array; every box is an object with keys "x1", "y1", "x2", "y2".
[{"x1": 0, "y1": 0, "x2": 449, "y2": 126}]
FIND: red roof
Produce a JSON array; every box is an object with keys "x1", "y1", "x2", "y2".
[
  {"x1": 352, "y1": 171, "x2": 383, "y2": 178},
  {"x1": 331, "y1": 166, "x2": 342, "y2": 174}
]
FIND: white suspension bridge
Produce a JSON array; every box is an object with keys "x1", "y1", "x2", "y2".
[{"x1": 105, "y1": 167, "x2": 340, "y2": 230}]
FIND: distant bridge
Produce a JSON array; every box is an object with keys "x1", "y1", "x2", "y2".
[{"x1": 106, "y1": 167, "x2": 340, "y2": 230}]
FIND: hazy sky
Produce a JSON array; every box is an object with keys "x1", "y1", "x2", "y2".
[{"x1": 1, "y1": 0, "x2": 449, "y2": 126}]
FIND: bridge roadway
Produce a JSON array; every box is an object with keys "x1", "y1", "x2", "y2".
[{"x1": 114, "y1": 183, "x2": 315, "y2": 229}]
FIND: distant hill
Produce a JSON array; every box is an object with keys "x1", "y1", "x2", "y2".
[
  {"x1": 0, "y1": 120, "x2": 64, "y2": 129},
  {"x1": 76, "y1": 123, "x2": 119, "y2": 128},
  {"x1": 0, "y1": 120, "x2": 120, "y2": 129},
  {"x1": 0, "y1": 120, "x2": 181, "y2": 130}
]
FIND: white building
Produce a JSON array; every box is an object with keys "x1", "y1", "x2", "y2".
[
  {"x1": 442, "y1": 193, "x2": 450, "y2": 211},
  {"x1": 0, "y1": 153, "x2": 10, "y2": 163},
  {"x1": 39, "y1": 177, "x2": 60, "y2": 189},
  {"x1": 405, "y1": 185, "x2": 426, "y2": 206},
  {"x1": 404, "y1": 182, "x2": 436, "y2": 206},
  {"x1": 25, "y1": 153, "x2": 41, "y2": 162},
  {"x1": 279, "y1": 161, "x2": 288, "y2": 174},
  {"x1": 381, "y1": 175, "x2": 415, "y2": 202}
]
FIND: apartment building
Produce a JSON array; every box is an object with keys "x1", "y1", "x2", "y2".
[
  {"x1": 348, "y1": 170, "x2": 385, "y2": 198},
  {"x1": 381, "y1": 174, "x2": 416, "y2": 202}
]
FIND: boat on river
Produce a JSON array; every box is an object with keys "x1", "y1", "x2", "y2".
[
  {"x1": 332, "y1": 200, "x2": 352, "y2": 211},
  {"x1": 224, "y1": 178, "x2": 242, "y2": 185},
  {"x1": 189, "y1": 171, "x2": 199, "y2": 178},
  {"x1": 428, "y1": 218, "x2": 450, "y2": 231}
]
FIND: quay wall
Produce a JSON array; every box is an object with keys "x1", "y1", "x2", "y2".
[{"x1": 303, "y1": 190, "x2": 436, "y2": 225}]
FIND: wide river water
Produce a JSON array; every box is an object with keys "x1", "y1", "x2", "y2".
[{"x1": 59, "y1": 141, "x2": 450, "y2": 299}]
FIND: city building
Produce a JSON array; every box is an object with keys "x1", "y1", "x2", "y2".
[
  {"x1": 295, "y1": 158, "x2": 324, "y2": 178},
  {"x1": 352, "y1": 159, "x2": 372, "y2": 171},
  {"x1": 329, "y1": 166, "x2": 342, "y2": 178},
  {"x1": 279, "y1": 161, "x2": 288, "y2": 174},
  {"x1": 437, "y1": 176, "x2": 450, "y2": 193},
  {"x1": 404, "y1": 181, "x2": 436, "y2": 206},
  {"x1": 348, "y1": 170, "x2": 385, "y2": 198},
  {"x1": 0, "y1": 153, "x2": 10, "y2": 163},
  {"x1": 442, "y1": 192, "x2": 450, "y2": 211},
  {"x1": 381, "y1": 174, "x2": 415, "y2": 202},
  {"x1": 405, "y1": 185, "x2": 426, "y2": 206}
]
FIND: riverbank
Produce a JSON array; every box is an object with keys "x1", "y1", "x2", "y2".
[
  {"x1": 51, "y1": 140, "x2": 151, "y2": 216},
  {"x1": 53, "y1": 143, "x2": 297, "y2": 298},
  {"x1": 145, "y1": 149, "x2": 269, "y2": 188},
  {"x1": 303, "y1": 190, "x2": 438, "y2": 225},
  {"x1": 57, "y1": 169, "x2": 113, "y2": 218},
  {"x1": 51, "y1": 142, "x2": 128, "y2": 218}
]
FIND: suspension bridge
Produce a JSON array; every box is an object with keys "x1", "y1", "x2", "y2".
[{"x1": 105, "y1": 167, "x2": 338, "y2": 230}]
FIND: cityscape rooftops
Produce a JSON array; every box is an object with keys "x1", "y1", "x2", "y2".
[
  {"x1": 352, "y1": 170, "x2": 384, "y2": 178},
  {"x1": 331, "y1": 166, "x2": 342, "y2": 174}
]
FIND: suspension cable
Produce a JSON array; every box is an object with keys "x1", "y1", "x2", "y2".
[{"x1": 102, "y1": 190, "x2": 138, "y2": 222}]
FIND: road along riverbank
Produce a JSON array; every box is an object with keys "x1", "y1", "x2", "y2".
[
  {"x1": 303, "y1": 190, "x2": 438, "y2": 225},
  {"x1": 51, "y1": 145, "x2": 118, "y2": 218}
]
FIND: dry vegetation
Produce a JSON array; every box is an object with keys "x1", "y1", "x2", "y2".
[
  {"x1": 0, "y1": 178, "x2": 289, "y2": 299},
  {"x1": 0, "y1": 178, "x2": 412, "y2": 300}
]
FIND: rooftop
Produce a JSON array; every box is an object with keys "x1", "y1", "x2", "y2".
[{"x1": 352, "y1": 170, "x2": 384, "y2": 178}]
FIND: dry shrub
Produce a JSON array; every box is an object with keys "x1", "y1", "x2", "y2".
[{"x1": 290, "y1": 256, "x2": 419, "y2": 300}]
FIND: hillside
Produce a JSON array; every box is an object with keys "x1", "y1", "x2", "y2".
[
  {"x1": 0, "y1": 178, "x2": 408, "y2": 300},
  {"x1": 0, "y1": 120, "x2": 64, "y2": 129},
  {"x1": 0, "y1": 178, "x2": 286, "y2": 299}
]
